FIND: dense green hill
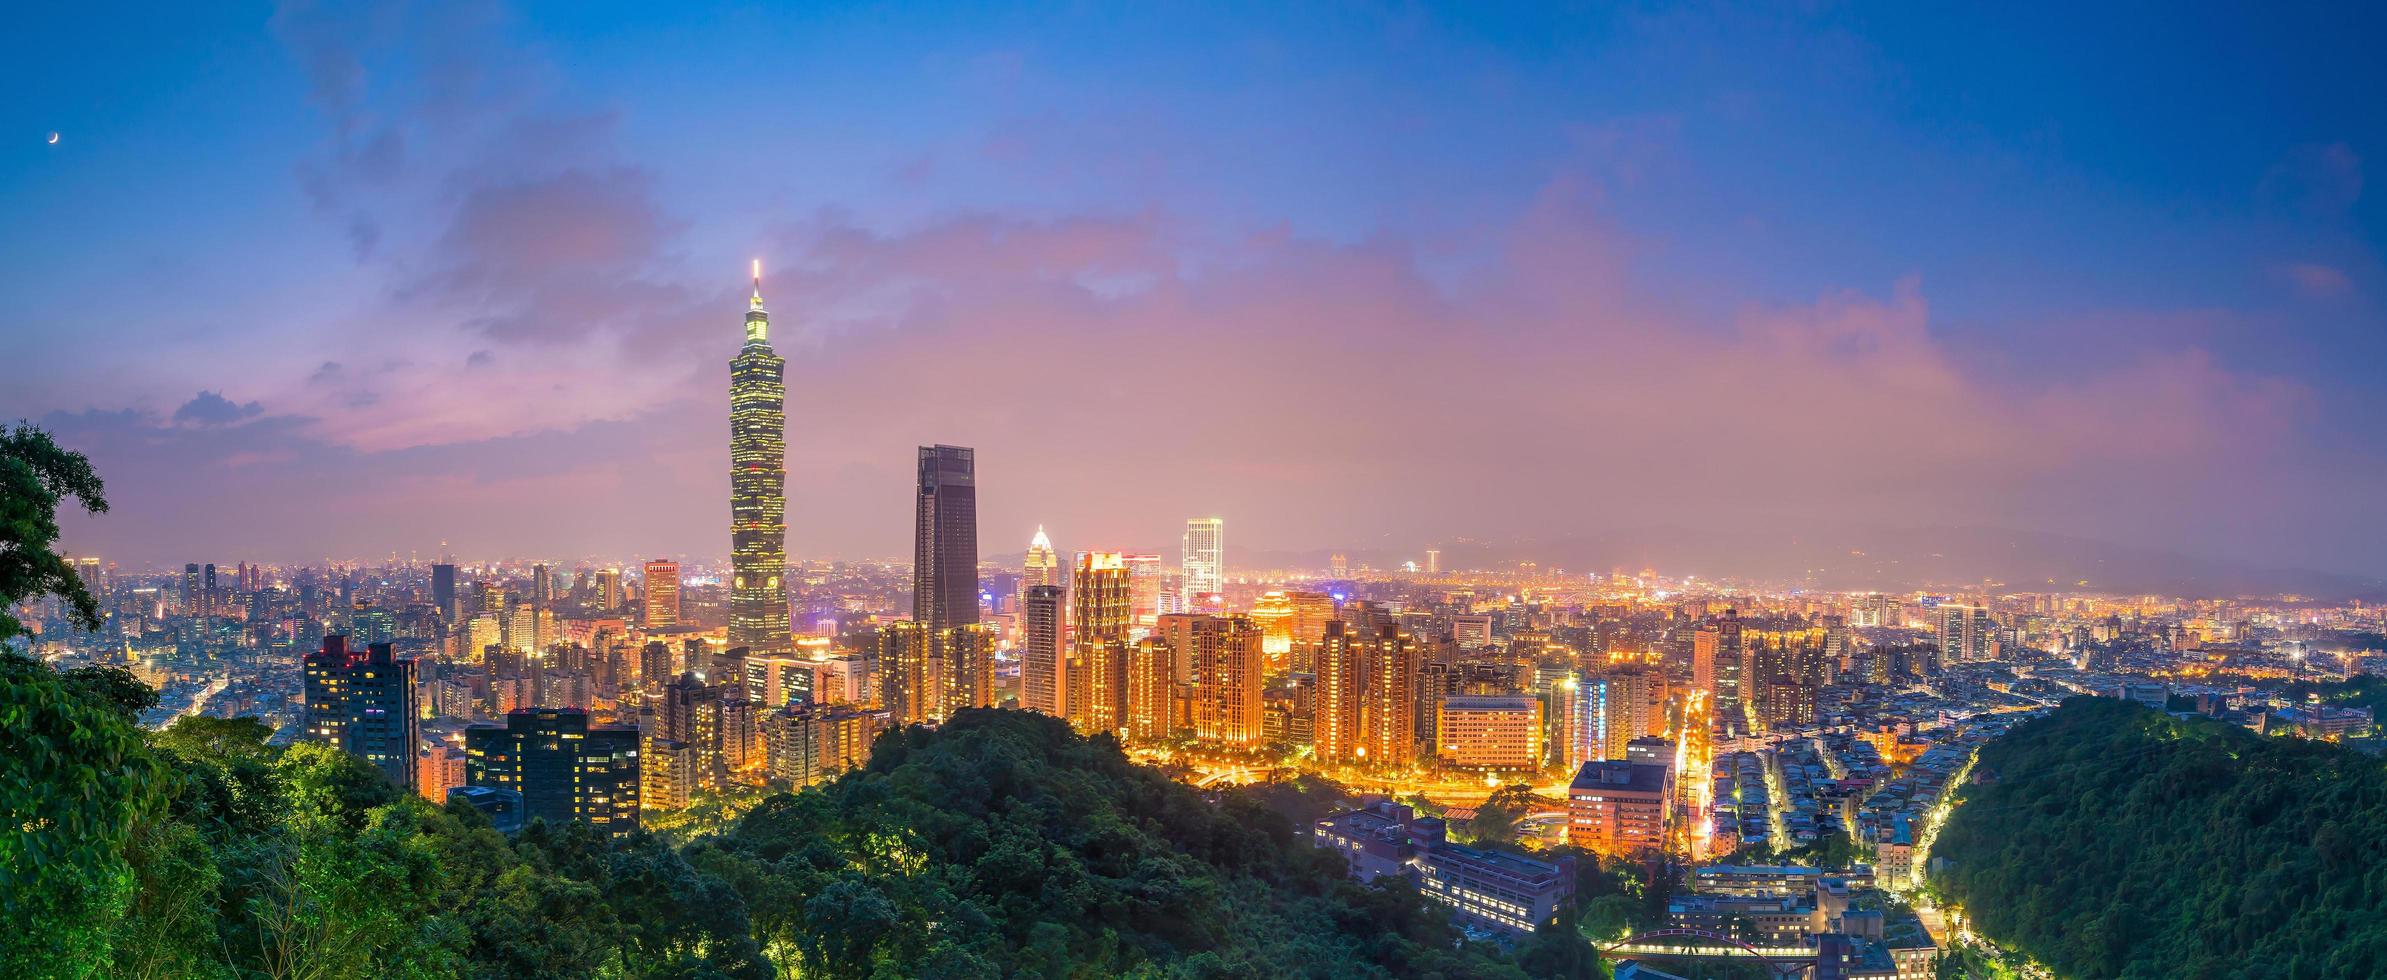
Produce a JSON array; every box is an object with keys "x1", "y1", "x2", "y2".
[
  {"x1": 1932, "y1": 696, "x2": 2387, "y2": 980},
  {"x1": 3, "y1": 652, "x2": 1578, "y2": 978}
]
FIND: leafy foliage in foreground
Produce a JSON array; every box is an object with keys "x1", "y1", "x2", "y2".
[
  {"x1": 3, "y1": 654, "x2": 1591, "y2": 979},
  {"x1": 694, "y1": 708, "x2": 1534, "y2": 978},
  {"x1": 1932, "y1": 696, "x2": 2387, "y2": 980}
]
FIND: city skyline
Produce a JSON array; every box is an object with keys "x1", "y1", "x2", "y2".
[
  {"x1": 10, "y1": 9, "x2": 2387, "y2": 977},
  {"x1": 12, "y1": 3, "x2": 2387, "y2": 583}
]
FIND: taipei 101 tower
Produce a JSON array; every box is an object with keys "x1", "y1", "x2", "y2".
[{"x1": 729, "y1": 261, "x2": 792, "y2": 651}]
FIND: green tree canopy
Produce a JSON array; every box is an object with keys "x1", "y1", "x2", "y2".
[{"x1": 0, "y1": 423, "x2": 109, "y2": 640}]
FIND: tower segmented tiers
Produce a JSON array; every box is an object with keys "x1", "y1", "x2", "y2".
[{"x1": 730, "y1": 262, "x2": 792, "y2": 652}]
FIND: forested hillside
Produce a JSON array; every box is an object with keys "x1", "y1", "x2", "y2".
[
  {"x1": 3, "y1": 651, "x2": 1564, "y2": 978},
  {"x1": 1932, "y1": 697, "x2": 2387, "y2": 980}
]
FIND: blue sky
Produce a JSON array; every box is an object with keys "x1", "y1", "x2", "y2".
[{"x1": 6, "y1": 1, "x2": 2384, "y2": 578}]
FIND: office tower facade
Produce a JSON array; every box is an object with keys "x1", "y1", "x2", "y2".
[
  {"x1": 1124, "y1": 637, "x2": 1178, "y2": 743},
  {"x1": 1160, "y1": 613, "x2": 1265, "y2": 746},
  {"x1": 877, "y1": 621, "x2": 997, "y2": 727},
  {"x1": 1123, "y1": 553, "x2": 1166, "y2": 626},
  {"x1": 594, "y1": 568, "x2": 622, "y2": 612},
  {"x1": 182, "y1": 562, "x2": 201, "y2": 615},
  {"x1": 1435, "y1": 695, "x2": 1543, "y2": 770},
  {"x1": 1181, "y1": 517, "x2": 1223, "y2": 599},
  {"x1": 642, "y1": 559, "x2": 681, "y2": 629},
  {"x1": 1568, "y1": 759, "x2": 1671, "y2": 856},
  {"x1": 465, "y1": 708, "x2": 641, "y2": 838},
  {"x1": 1068, "y1": 552, "x2": 1132, "y2": 734},
  {"x1": 1691, "y1": 609, "x2": 1745, "y2": 721},
  {"x1": 1314, "y1": 621, "x2": 1365, "y2": 762},
  {"x1": 418, "y1": 744, "x2": 468, "y2": 803},
  {"x1": 731, "y1": 268, "x2": 792, "y2": 651},
  {"x1": 1425, "y1": 548, "x2": 1440, "y2": 574},
  {"x1": 1937, "y1": 605, "x2": 1995, "y2": 664},
  {"x1": 1361, "y1": 626, "x2": 1420, "y2": 766},
  {"x1": 660, "y1": 670, "x2": 743, "y2": 791},
  {"x1": 913, "y1": 445, "x2": 979, "y2": 631},
  {"x1": 530, "y1": 562, "x2": 553, "y2": 605},
  {"x1": 1022, "y1": 584, "x2": 1066, "y2": 717},
  {"x1": 878, "y1": 621, "x2": 936, "y2": 725},
  {"x1": 302, "y1": 635, "x2": 420, "y2": 789},
  {"x1": 432, "y1": 563, "x2": 458, "y2": 619},
  {"x1": 939, "y1": 623, "x2": 995, "y2": 718},
  {"x1": 762, "y1": 703, "x2": 888, "y2": 788},
  {"x1": 1021, "y1": 526, "x2": 1060, "y2": 597}
]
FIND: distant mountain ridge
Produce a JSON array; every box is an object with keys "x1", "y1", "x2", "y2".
[{"x1": 1226, "y1": 525, "x2": 2382, "y2": 599}]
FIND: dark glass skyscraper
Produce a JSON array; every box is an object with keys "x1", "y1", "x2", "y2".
[
  {"x1": 432, "y1": 562, "x2": 457, "y2": 618},
  {"x1": 301, "y1": 635, "x2": 419, "y2": 789},
  {"x1": 464, "y1": 708, "x2": 641, "y2": 839},
  {"x1": 730, "y1": 265, "x2": 792, "y2": 651},
  {"x1": 912, "y1": 445, "x2": 978, "y2": 631}
]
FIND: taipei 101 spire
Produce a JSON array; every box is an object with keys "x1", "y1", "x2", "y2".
[{"x1": 729, "y1": 260, "x2": 792, "y2": 651}]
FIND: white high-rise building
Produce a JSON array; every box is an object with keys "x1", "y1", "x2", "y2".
[
  {"x1": 1182, "y1": 517, "x2": 1224, "y2": 599},
  {"x1": 1022, "y1": 526, "x2": 1060, "y2": 592}
]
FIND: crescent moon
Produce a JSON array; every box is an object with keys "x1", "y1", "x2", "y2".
[{"x1": 47, "y1": 132, "x2": 59, "y2": 145}]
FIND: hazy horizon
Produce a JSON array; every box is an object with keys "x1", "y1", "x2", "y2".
[{"x1": 12, "y1": 3, "x2": 2386, "y2": 579}]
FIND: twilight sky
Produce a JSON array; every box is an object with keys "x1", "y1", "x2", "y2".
[{"x1": 6, "y1": 2, "x2": 2385, "y2": 578}]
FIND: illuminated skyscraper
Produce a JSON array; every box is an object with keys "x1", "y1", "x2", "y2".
[
  {"x1": 1314, "y1": 621, "x2": 1364, "y2": 763},
  {"x1": 1691, "y1": 608, "x2": 1744, "y2": 721},
  {"x1": 878, "y1": 621, "x2": 938, "y2": 726},
  {"x1": 913, "y1": 445, "x2": 979, "y2": 631},
  {"x1": 302, "y1": 635, "x2": 419, "y2": 789},
  {"x1": 593, "y1": 567, "x2": 621, "y2": 611},
  {"x1": 642, "y1": 559, "x2": 680, "y2": 629},
  {"x1": 1124, "y1": 637, "x2": 1177, "y2": 743},
  {"x1": 1160, "y1": 613, "x2": 1265, "y2": 746},
  {"x1": 432, "y1": 562, "x2": 458, "y2": 618},
  {"x1": 1181, "y1": 517, "x2": 1223, "y2": 599},
  {"x1": 1361, "y1": 626, "x2": 1419, "y2": 766},
  {"x1": 1020, "y1": 526, "x2": 1060, "y2": 600},
  {"x1": 1123, "y1": 553, "x2": 1165, "y2": 626},
  {"x1": 1069, "y1": 552, "x2": 1132, "y2": 734},
  {"x1": 1425, "y1": 548, "x2": 1440, "y2": 574},
  {"x1": 731, "y1": 263, "x2": 792, "y2": 651},
  {"x1": 1022, "y1": 584, "x2": 1065, "y2": 717},
  {"x1": 465, "y1": 708, "x2": 641, "y2": 839}
]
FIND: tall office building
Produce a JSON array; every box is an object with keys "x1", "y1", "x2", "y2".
[
  {"x1": 1160, "y1": 613, "x2": 1265, "y2": 746},
  {"x1": 432, "y1": 562, "x2": 458, "y2": 618},
  {"x1": 1425, "y1": 549, "x2": 1441, "y2": 574},
  {"x1": 1069, "y1": 552, "x2": 1132, "y2": 734},
  {"x1": 1124, "y1": 638, "x2": 1178, "y2": 743},
  {"x1": 1314, "y1": 621, "x2": 1365, "y2": 763},
  {"x1": 913, "y1": 445, "x2": 979, "y2": 631},
  {"x1": 465, "y1": 708, "x2": 641, "y2": 839},
  {"x1": 642, "y1": 559, "x2": 680, "y2": 629},
  {"x1": 1937, "y1": 605, "x2": 1995, "y2": 665},
  {"x1": 182, "y1": 563, "x2": 201, "y2": 616},
  {"x1": 1691, "y1": 608, "x2": 1744, "y2": 721},
  {"x1": 1123, "y1": 553, "x2": 1166, "y2": 625},
  {"x1": 730, "y1": 264, "x2": 793, "y2": 651},
  {"x1": 530, "y1": 562, "x2": 554, "y2": 605},
  {"x1": 878, "y1": 621, "x2": 937, "y2": 726},
  {"x1": 594, "y1": 568, "x2": 622, "y2": 611},
  {"x1": 1181, "y1": 517, "x2": 1224, "y2": 599},
  {"x1": 301, "y1": 635, "x2": 420, "y2": 789},
  {"x1": 1021, "y1": 526, "x2": 1060, "y2": 597},
  {"x1": 1021, "y1": 584, "x2": 1066, "y2": 717},
  {"x1": 1361, "y1": 626, "x2": 1420, "y2": 766}
]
